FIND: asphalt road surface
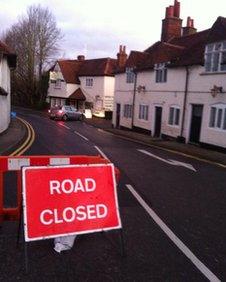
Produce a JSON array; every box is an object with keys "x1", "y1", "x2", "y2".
[{"x1": 1, "y1": 108, "x2": 226, "y2": 281}]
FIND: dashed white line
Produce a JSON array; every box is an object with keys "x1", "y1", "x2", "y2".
[
  {"x1": 74, "y1": 131, "x2": 89, "y2": 141},
  {"x1": 126, "y1": 184, "x2": 220, "y2": 282},
  {"x1": 58, "y1": 123, "x2": 70, "y2": 129},
  {"x1": 94, "y1": 146, "x2": 110, "y2": 161}
]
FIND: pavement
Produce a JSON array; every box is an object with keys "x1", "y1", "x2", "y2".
[
  {"x1": 0, "y1": 116, "x2": 27, "y2": 156},
  {"x1": 0, "y1": 113, "x2": 226, "y2": 166}
]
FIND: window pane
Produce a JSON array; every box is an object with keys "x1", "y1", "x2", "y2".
[
  {"x1": 163, "y1": 68, "x2": 167, "y2": 82},
  {"x1": 217, "y1": 109, "x2": 222, "y2": 128},
  {"x1": 223, "y1": 109, "x2": 226, "y2": 130},
  {"x1": 220, "y1": 52, "x2": 226, "y2": 71},
  {"x1": 215, "y1": 43, "x2": 222, "y2": 51},
  {"x1": 206, "y1": 44, "x2": 214, "y2": 52},
  {"x1": 212, "y1": 53, "x2": 220, "y2": 71},
  {"x1": 209, "y1": 107, "x2": 216, "y2": 127},
  {"x1": 169, "y1": 108, "x2": 174, "y2": 125},
  {"x1": 205, "y1": 53, "x2": 212, "y2": 72},
  {"x1": 175, "y1": 108, "x2": 180, "y2": 125},
  {"x1": 223, "y1": 42, "x2": 226, "y2": 50}
]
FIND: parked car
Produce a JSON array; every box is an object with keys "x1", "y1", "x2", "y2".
[{"x1": 48, "y1": 105, "x2": 84, "y2": 121}]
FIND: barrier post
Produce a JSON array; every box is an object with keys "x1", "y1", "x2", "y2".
[{"x1": 0, "y1": 171, "x2": 3, "y2": 223}]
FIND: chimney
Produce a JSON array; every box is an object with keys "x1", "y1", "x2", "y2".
[
  {"x1": 117, "y1": 45, "x2": 127, "y2": 68},
  {"x1": 77, "y1": 55, "x2": 85, "y2": 61},
  {"x1": 182, "y1": 17, "x2": 197, "y2": 36},
  {"x1": 161, "y1": 0, "x2": 182, "y2": 42}
]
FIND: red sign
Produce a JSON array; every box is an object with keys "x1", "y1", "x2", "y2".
[{"x1": 22, "y1": 164, "x2": 121, "y2": 241}]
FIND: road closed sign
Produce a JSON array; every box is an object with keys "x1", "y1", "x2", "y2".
[{"x1": 22, "y1": 163, "x2": 121, "y2": 241}]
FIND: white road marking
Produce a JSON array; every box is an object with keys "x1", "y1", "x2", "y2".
[
  {"x1": 74, "y1": 131, "x2": 89, "y2": 141},
  {"x1": 126, "y1": 184, "x2": 220, "y2": 282},
  {"x1": 94, "y1": 146, "x2": 110, "y2": 161},
  {"x1": 138, "y1": 149, "x2": 197, "y2": 172},
  {"x1": 59, "y1": 123, "x2": 70, "y2": 129}
]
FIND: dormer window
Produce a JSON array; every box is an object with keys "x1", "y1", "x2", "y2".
[
  {"x1": 204, "y1": 41, "x2": 226, "y2": 72},
  {"x1": 155, "y1": 63, "x2": 167, "y2": 83},
  {"x1": 126, "y1": 68, "x2": 135, "y2": 83}
]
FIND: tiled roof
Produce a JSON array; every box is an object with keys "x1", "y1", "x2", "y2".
[
  {"x1": 120, "y1": 16, "x2": 226, "y2": 72},
  {"x1": 57, "y1": 58, "x2": 117, "y2": 84},
  {"x1": 69, "y1": 88, "x2": 86, "y2": 100},
  {"x1": 58, "y1": 60, "x2": 82, "y2": 84},
  {"x1": 78, "y1": 58, "x2": 117, "y2": 77},
  {"x1": 0, "y1": 40, "x2": 17, "y2": 69}
]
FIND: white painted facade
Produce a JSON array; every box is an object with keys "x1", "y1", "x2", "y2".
[
  {"x1": 0, "y1": 57, "x2": 11, "y2": 133},
  {"x1": 113, "y1": 63, "x2": 226, "y2": 148},
  {"x1": 48, "y1": 65, "x2": 115, "y2": 115}
]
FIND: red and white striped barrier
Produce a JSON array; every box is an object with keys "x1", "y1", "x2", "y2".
[{"x1": 0, "y1": 155, "x2": 120, "y2": 222}]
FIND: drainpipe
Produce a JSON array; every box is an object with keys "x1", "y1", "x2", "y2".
[
  {"x1": 131, "y1": 67, "x2": 137, "y2": 129},
  {"x1": 179, "y1": 66, "x2": 189, "y2": 142}
]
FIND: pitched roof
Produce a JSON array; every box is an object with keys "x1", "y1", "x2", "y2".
[
  {"x1": 78, "y1": 58, "x2": 117, "y2": 77},
  {"x1": 58, "y1": 60, "x2": 81, "y2": 84},
  {"x1": 0, "y1": 40, "x2": 17, "y2": 69},
  {"x1": 120, "y1": 16, "x2": 226, "y2": 72},
  {"x1": 69, "y1": 88, "x2": 86, "y2": 100},
  {"x1": 56, "y1": 57, "x2": 117, "y2": 84}
]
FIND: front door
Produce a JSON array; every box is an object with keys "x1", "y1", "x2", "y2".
[
  {"x1": 189, "y1": 105, "x2": 203, "y2": 143},
  {"x1": 154, "y1": 106, "x2": 162, "y2": 137},
  {"x1": 116, "y1": 103, "x2": 121, "y2": 128}
]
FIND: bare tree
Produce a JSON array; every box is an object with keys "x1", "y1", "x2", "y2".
[{"x1": 3, "y1": 5, "x2": 62, "y2": 107}]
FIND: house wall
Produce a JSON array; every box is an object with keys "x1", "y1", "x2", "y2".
[
  {"x1": 114, "y1": 64, "x2": 226, "y2": 148},
  {"x1": 134, "y1": 68, "x2": 186, "y2": 137},
  {"x1": 184, "y1": 66, "x2": 226, "y2": 147},
  {"x1": 103, "y1": 76, "x2": 115, "y2": 111},
  {"x1": 0, "y1": 57, "x2": 11, "y2": 133},
  {"x1": 113, "y1": 73, "x2": 134, "y2": 128}
]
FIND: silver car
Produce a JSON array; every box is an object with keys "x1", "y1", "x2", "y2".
[{"x1": 48, "y1": 105, "x2": 84, "y2": 121}]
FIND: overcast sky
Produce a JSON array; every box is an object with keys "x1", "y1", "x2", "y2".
[{"x1": 0, "y1": 0, "x2": 226, "y2": 60}]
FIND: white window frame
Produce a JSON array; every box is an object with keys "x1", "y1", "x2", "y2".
[
  {"x1": 54, "y1": 79, "x2": 62, "y2": 89},
  {"x1": 123, "y1": 104, "x2": 133, "y2": 118},
  {"x1": 154, "y1": 63, "x2": 167, "y2": 83},
  {"x1": 209, "y1": 104, "x2": 226, "y2": 130},
  {"x1": 168, "y1": 106, "x2": 180, "y2": 126},
  {"x1": 204, "y1": 41, "x2": 226, "y2": 73},
  {"x1": 86, "y1": 78, "x2": 94, "y2": 87},
  {"x1": 138, "y1": 105, "x2": 149, "y2": 121},
  {"x1": 126, "y1": 68, "x2": 135, "y2": 83}
]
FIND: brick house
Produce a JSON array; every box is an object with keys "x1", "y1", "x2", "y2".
[
  {"x1": 0, "y1": 41, "x2": 16, "y2": 133},
  {"x1": 113, "y1": 0, "x2": 226, "y2": 149}
]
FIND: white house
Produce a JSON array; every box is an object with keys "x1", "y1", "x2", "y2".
[
  {"x1": 113, "y1": 0, "x2": 226, "y2": 150},
  {"x1": 48, "y1": 47, "x2": 127, "y2": 118},
  {"x1": 0, "y1": 41, "x2": 16, "y2": 133}
]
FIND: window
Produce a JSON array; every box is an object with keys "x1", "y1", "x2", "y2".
[
  {"x1": 86, "y1": 78, "x2": 93, "y2": 87},
  {"x1": 209, "y1": 104, "x2": 226, "y2": 130},
  {"x1": 123, "y1": 104, "x2": 133, "y2": 118},
  {"x1": 168, "y1": 107, "x2": 180, "y2": 126},
  {"x1": 54, "y1": 79, "x2": 61, "y2": 89},
  {"x1": 139, "y1": 105, "x2": 149, "y2": 120},
  {"x1": 126, "y1": 68, "x2": 135, "y2": 83},
  {"x1": 155, "y1": 63, "x2": 167, "y2": 83},
  {"x1": 204, "y1": 41, "x2": 226, "y2": 72}
]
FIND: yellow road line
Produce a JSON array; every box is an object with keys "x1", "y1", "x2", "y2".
[{"x1": 10, "y1": 117, "x2": 35, "y2": 156}]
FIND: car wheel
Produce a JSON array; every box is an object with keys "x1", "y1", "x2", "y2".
[
  {"x1": 62, "y1": 115, "x2": 68, "y2": 121},
  {"x1": 79, "y1": 115, "x2": 84, "y2": 121}
]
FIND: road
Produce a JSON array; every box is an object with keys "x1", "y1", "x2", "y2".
[{"x1": 1, "y1": 107, "x2": 226, "y2": 281}]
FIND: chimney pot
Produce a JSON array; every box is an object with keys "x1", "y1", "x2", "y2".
[
  {"x1": 174, "y1": 0, "x2": 180, "y2": 18},
  {"x1": 168, "y1": 6, "x2": 174, "y2": 17},
  {"x1": 117, "y1": 45, "x2": 127, "y2": 68},
  {"x1": 77, "y1": 55, "x2": 85, "y2": 61}
]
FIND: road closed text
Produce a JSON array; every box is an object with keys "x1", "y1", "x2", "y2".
[
  {"x1": 22, "y1": 164, "x2": 121, "y2": 241},
  {"x1": 40, "y1": 178, "x2": 107, "y2": 225},
  {"x1": 40, "y1": 204, "x2": 107, "y2": 225}
]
